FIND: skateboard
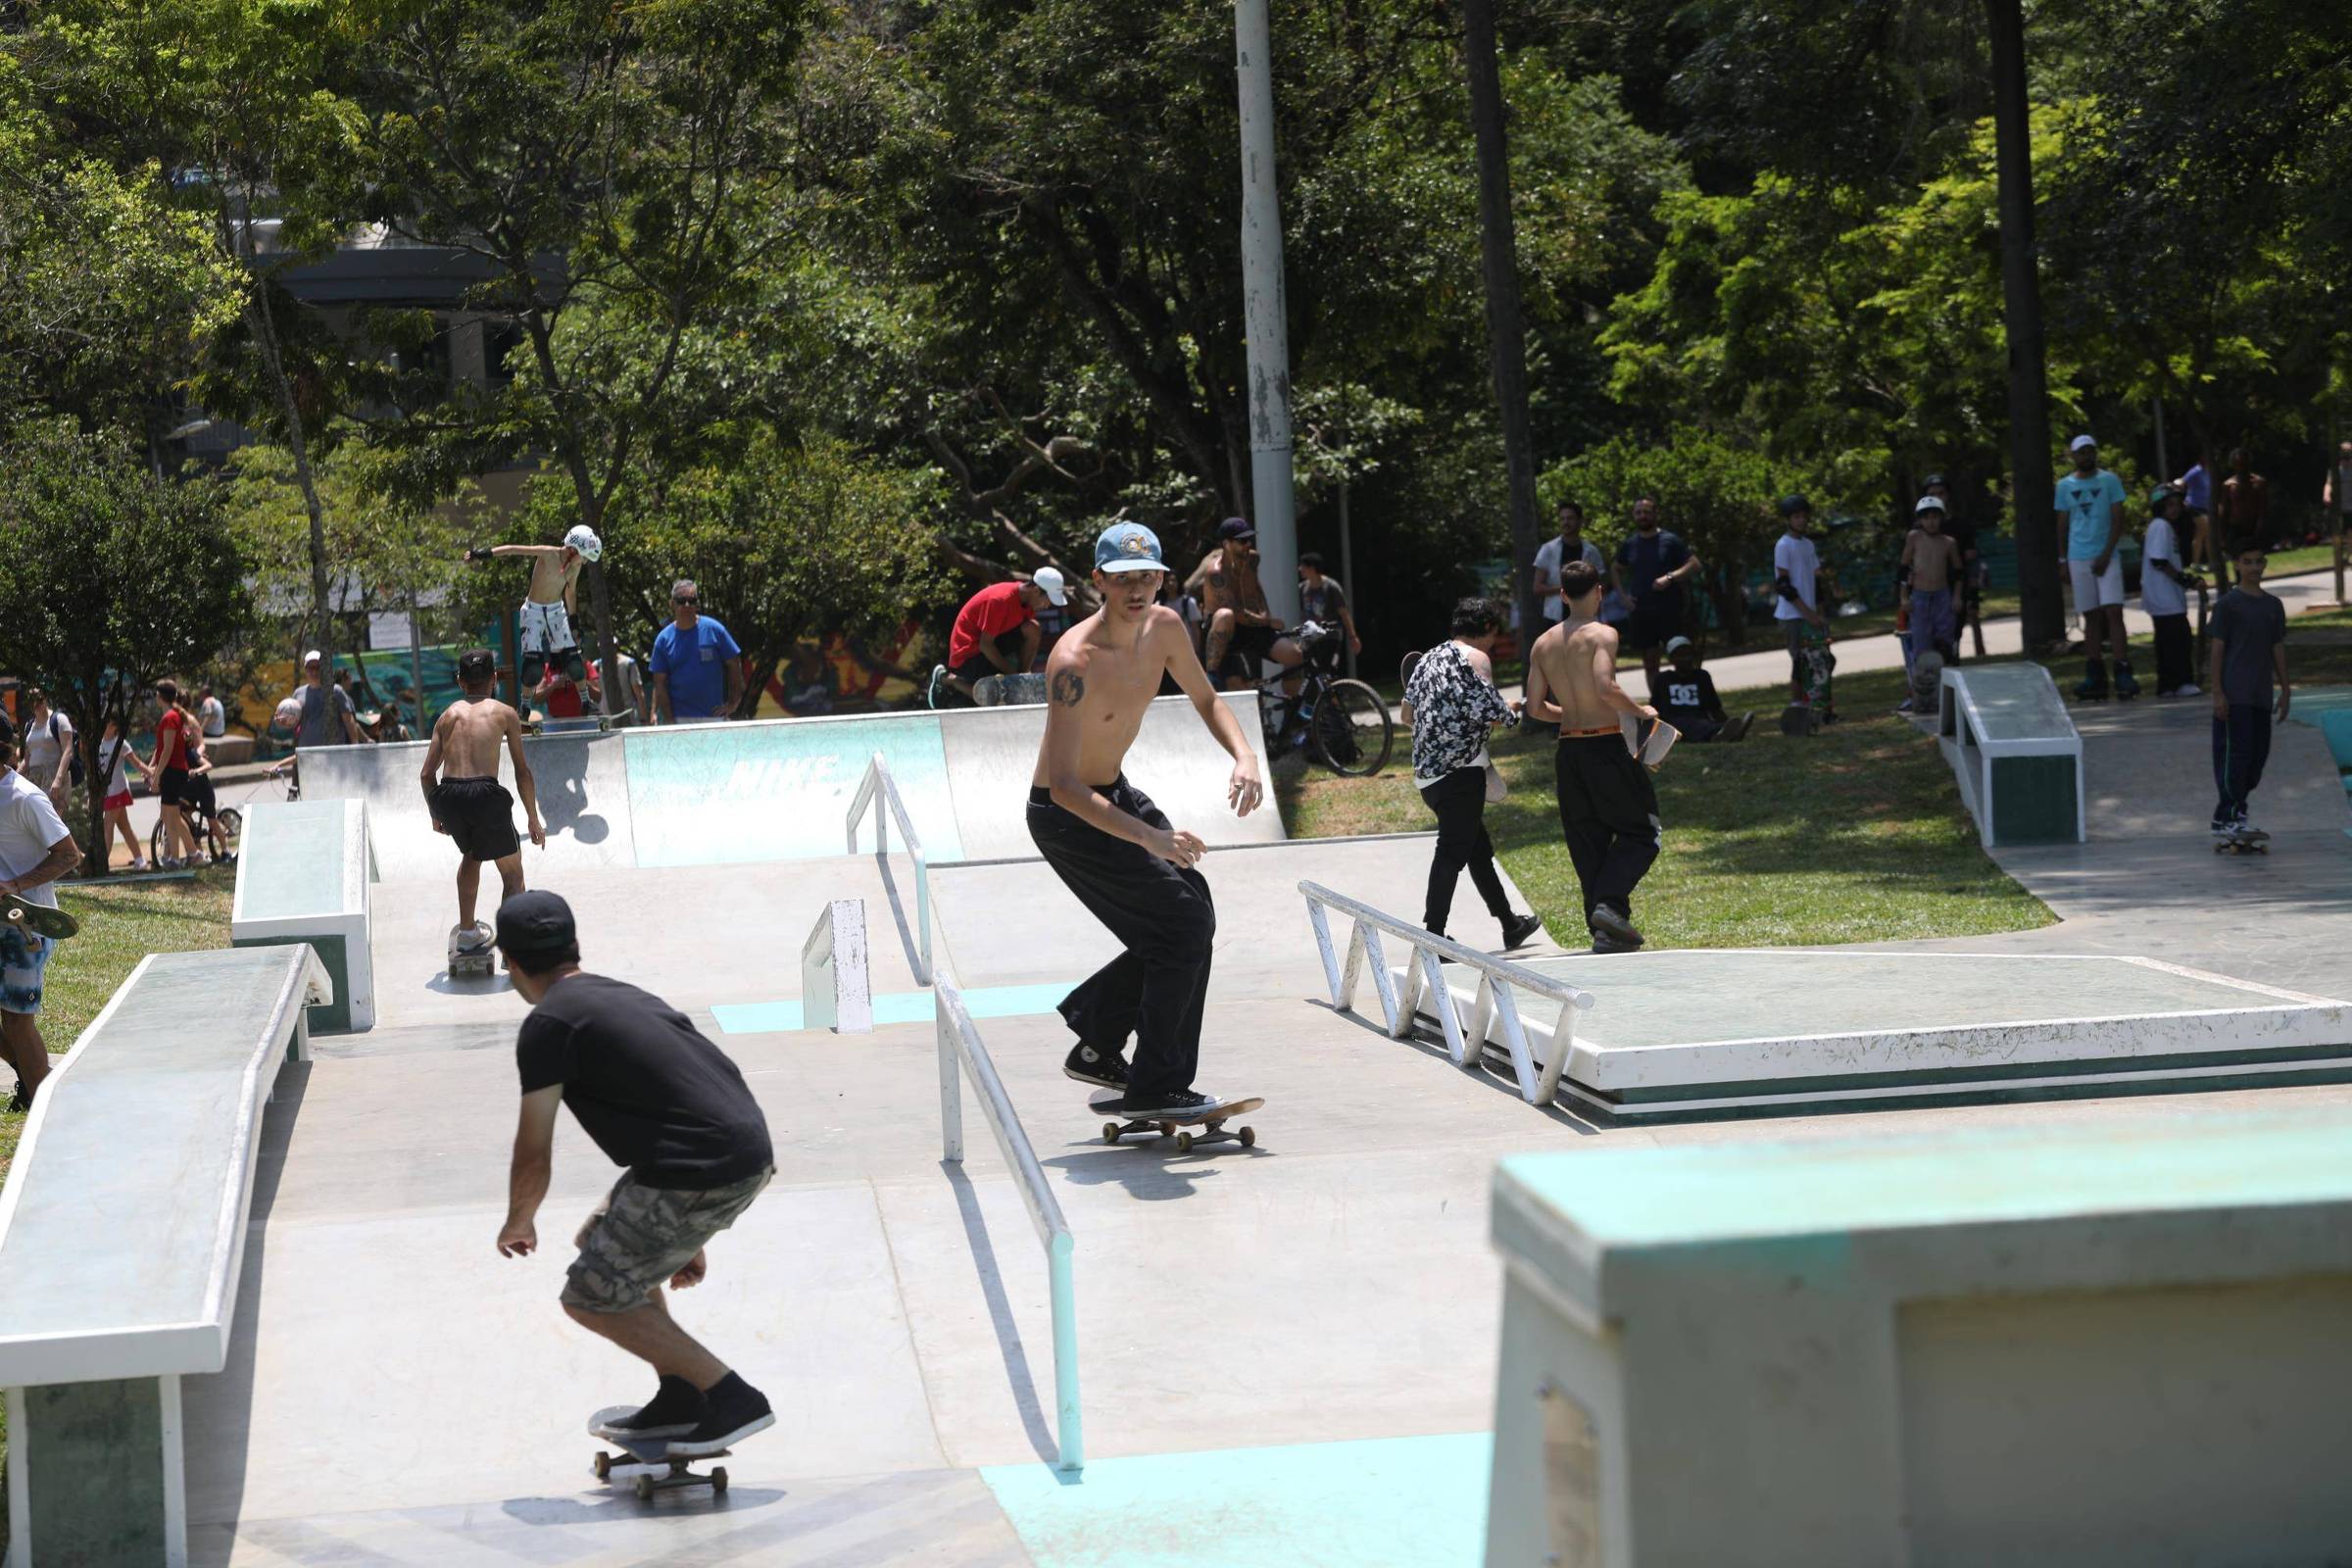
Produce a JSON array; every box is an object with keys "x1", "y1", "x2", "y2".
[
  {"x1": 588, "y1": 1406, "x2": 730, "y2": 1500},
  {"x1": 1, "y1": 893, "x2": 77, "y2": 943},
  {"x1": 973, "y1": 671, "x2": 1050, "y2": 707},
  {"x1": 1090, "y1": 1092, "x2": 1263, "y2": 1152},
  {"x1": 448, "y1": 920, "x2": 496, "y2": 979},
  {"x1": 2214, "y1": 829, "x2": 2269, "y2": 856}
]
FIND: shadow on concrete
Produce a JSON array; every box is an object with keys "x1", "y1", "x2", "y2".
[
  {"x1": 940, "y1": 1161, "x2": 1059, "y2": 1467},
  {"x1": 1305, "y1": 1000, "x2": 1603, "y2": 1135}
]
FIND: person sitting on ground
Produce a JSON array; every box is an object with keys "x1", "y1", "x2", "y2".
[
  {"x1": 2142, "y1": 486, "x2": 2202, "y2": 698},
  {"x1": 492, "y1": 889, "x2": 777, "y2": 1457},
  {"x1": 420, "y1": 649, "x2": 546, "y2": 942},
  {"x1": 1655, "y1": 637, "x2": 1749, "y2": 744},
  {"x1": 1194, "y1": 518, "x2": 1304, "y2": 695},
  {"x1": 1400, "y1": 598, "x2": 1543, "y2": 951},
  {"x1": 0, "y1": 732, "x2": 79, "y2": 1111},
  {"x1": 928, "y1": 568, "x2": 1069, "y2": 706}
]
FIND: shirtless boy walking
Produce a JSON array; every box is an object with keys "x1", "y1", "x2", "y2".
[
  {"x1": 466, "y1": 525, "x2": 603, "y2": 684},
  {"x1": 1524, "y1": 560, "x2": 1661, "y2": 953},
  {"x1": 421, "y1": 650, "x2": 547, "y2": 954},
  {"x1": 1029, "y1": 521, "x2": 1264, "y2": 1118}
]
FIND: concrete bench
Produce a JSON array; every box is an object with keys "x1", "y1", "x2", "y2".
[
  {"x1": 1483, "y1": 1113, "x2": 2352, "y2": 1566},
  {"x1": 0, "y1": 944, "x2": 330, "y2": 1568},
  {"x1": 230, "y1": 798, "x2": 373, "y2": 1032},
  {"x1": 1938, "y1": 661, "x2": 2084, "y2": 847}
]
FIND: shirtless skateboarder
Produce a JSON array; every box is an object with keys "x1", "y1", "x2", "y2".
[
  {"x1": 1523, "y1": 560, "x2": 1661, "y2": 954},
  {"x1": 1029, "y1": 520, "x2": 1264, "y2": 1117},
  {"x1": 466, "y1": 525, "x2": 603, "y2": 683},
  {"x1": 420, "y1": 649, "x2": 547, "y2": 963}
]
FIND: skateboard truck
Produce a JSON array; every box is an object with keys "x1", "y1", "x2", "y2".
[
  {"x1": 1091, "y1": 1093, "x2": 1263, "y2": 1153},
  {"x1": 588, "y1": 1406, "x2": 730, "y2": 1500},
  {"x1": 448, "y1": 920, "x2": 497, "y2": 979}
]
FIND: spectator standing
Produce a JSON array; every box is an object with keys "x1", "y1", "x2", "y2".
[
  {"x1": 1295, "y1": 553, "x2": 1360, "y2": 674},
  {"x1": 148, "y1": 680, "x2": 205, "y2": 867},
  {"x1": 198, "y1": 684, "x2": 226, "y2": 738},
  {"x1": 1900, "y1": 495, "x2": 1963, "y2": 704},
  {"x1": 2217, "y1": 448, "x2": 2270, "y2": 551},
  {"x1": 2055, "y1": 435, "x2": 2136, "y2": 700},
  {"x1": 2141, "y1": 486, "x2": 2201, "y2": 698},
  {"x1": 1655, "y1": 637, "x2": 1749, "y2": 743},
  {"x1": 530, "y1": 662, "x2": 598, "y2": 723},
  {"x1": 94, "y1": 719, "x2": 146, "y2": 870},
  {"x1": 294, "y1": 651, "x2": 368, "y2": 748},
  {"x1": 1400, "y1": 599, "x2": 1542, "y2": 950},
  {"x1": 928, "y1": 569, "x2": 1068, "y2": 706},
  {"x1": 0, "y1": 733, "x2": 79, "y2": 1109},
  {"x1": 2208, "y1": 547, "x2": 2289, "y2": 843},
  {"x1": 2176, "y1": 455, "x2": 2218, "y2": 583},
  {"x1": 2324, "y1": 441, "x2": 2352, "y2": 591},
  {"x1": 1532, "y1": 501, "x2": 1611, "y2": 624},
  {"x1": 20, "y1": 690, "x2": 74, "y2": 817},
  {"x1": 1922, "y1": 473, "x2": 1987, "y2": 658},
  {"x1": 1772, "y1": 496, "x2": 1835, "y2": 720},
  {"x1": 1613, "y1": 497, "x2": 1701, "y2": 697},
  {"x1": 1194, "y1": 518, "x2": 1304, "y2": 693},
  {"x1": 650, "y1": 581, "x2": 745, "y2": 724}
]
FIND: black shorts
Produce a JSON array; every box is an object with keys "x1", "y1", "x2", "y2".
[
  {"x1": 1218, "y1": 624, "x2": 1280, "y2": 680},
  {"x1": 431, "y1": 776, "x2": 521, "y2": 861},
  {"x1": 1622, "y1": 600, "x2": 1683, "y2": 652},
  {"x1": 159, "y1": 766, "x2": 191, "y2": 806}
]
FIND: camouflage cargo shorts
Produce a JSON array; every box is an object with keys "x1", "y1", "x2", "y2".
[{"x1": 562, "y1": 1166, "x2": 772, "y2": 1314}]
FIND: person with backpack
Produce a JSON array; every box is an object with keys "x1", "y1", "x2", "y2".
[{"x1": 20, "y1": 690, "x2": 78, "y2": 816}]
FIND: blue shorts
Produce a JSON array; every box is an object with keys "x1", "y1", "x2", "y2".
[{"x1": 1, "y1": 922, "x2": 52, "y2": 1015}]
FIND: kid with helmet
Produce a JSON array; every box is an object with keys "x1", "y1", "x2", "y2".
[{"x1": 466, "y1": 525, "x2": 604, "y2": 685}]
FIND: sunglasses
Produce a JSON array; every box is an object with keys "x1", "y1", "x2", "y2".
[{"x1": 673, "y1": 596, "x2": 700, "y2": 606}]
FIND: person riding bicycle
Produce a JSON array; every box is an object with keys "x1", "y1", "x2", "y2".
[
  {"x1": 1193, "y1": 519, "x2": 1304, "y2": 695},
  {"x1": 1295, "y1": 553, "x2": 1361, "y2": 678}
]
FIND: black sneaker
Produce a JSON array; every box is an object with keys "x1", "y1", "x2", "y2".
[
  {"x1": 607, "y1": 1374, "x2": 706, "y2": 1440},
  {"x1": 1118, "y1": 1087, "x2": 1217, "y2": 1118},
  {"x1": 1588, "y1": 905, "x2": 1645, "y2": 950},
  {"x1": 1063, "y1": 1042, "x2": 1129, "y2": 1090},
  {"x1": 6, "y1": 1080, "x2": 27, "y2": 1114},
  {"x1": 1501, "y1": 912, "x2": 1544, "y2": 950},
  {"x1": 667, "y1": 1372, "x2": 774, "y2": 1456}
]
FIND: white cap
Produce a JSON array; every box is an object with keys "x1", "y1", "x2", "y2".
[
  {"x1": 564, "y1": 524, "x2": 603, "y2": 563},
  {"x1": 1915, "y1": 495, "x2": 1945, "y2": 514},
  {"x1": 2069, "y1": 434, "x2": 2097, "y2": 453},
  {"x1": 1031, "y1": 565, "x2": 1068, "y2": 607},
  {"x1": 303, "y1": 649, "x2": 322, "y2": 665}
]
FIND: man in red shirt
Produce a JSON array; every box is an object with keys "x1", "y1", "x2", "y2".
[{"x1": 929, "y1": 568, "x2": 1068, "y2": 706}]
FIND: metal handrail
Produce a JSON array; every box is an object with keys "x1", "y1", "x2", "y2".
[
  {"x1": 936, "y1": 977, "x2": 1082, "y2": 1473},
  {"x1": 846, "y1": 753, "x2": 932, "y2": 984},
  {"x1": 1298, "y1": 880, "x2": 1595, "y2": 1105}
]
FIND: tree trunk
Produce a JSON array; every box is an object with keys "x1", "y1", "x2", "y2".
[
  {"x1": 1460, "y1": 0, "x2": 1545, "y2": 650},
  {"x1": 1984, "y1": 0, "x2": 2061, "y2": 650}
]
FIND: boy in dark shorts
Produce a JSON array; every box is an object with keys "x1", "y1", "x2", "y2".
[
  {"x1": 493, "y1": 891, "x2": 777, "y2": 1452},
  {"x1": 1613, "y1": 498, "x2": 1702, "y2": 698},
  {"x1": 419, "y1": 649, "x2": 546, "y2": 943}
]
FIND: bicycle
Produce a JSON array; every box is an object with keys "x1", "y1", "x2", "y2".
[
  {"x1": 1253, "y1": 621, "x2": 1393, "y2": 776},
  {"x1": 150, "y1": 789, "x2": 243, "y2": 868}
]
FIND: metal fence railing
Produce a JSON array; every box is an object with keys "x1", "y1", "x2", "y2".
[
  {"x1": 846, "y1": 754, "x2": 932, "y2": 985},
  {"x1": 1298, "y1": 880, "x2": 1595, "y2": 1106},
  {"x1": 935, "y1": 977, "x2": 1082, "y2": 1472}
]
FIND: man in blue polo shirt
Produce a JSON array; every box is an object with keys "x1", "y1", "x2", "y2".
[
  {"x1": 650, "y1": 578, "x2": 745, "y2": 723},
  {"x1": 2054, "y1": 434, "x2": 2135, "y2": 700}
]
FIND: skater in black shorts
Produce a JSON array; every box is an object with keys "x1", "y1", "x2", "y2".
[{"x1": 420, "y1": 649, "x2": 546, "y2": 945}]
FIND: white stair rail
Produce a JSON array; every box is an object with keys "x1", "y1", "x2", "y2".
[
  {"x1": 846, "y1": 753, "x2": 932, "y2": 985},
  {"x1": 801, "y1": 899, "x2": 872, "y2": 1033},
  {"x1": 1299, "y1": 881, "x2": 1594, "y2": 1105}
]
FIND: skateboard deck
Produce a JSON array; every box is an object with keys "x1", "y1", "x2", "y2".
[
  {"x1": 973, "y1": 671, "x2": 1050, "y2": 707},
  {"x1": 448, "y1": 921, "x2": 496, "y2": 979},
  {"x1": 1089, "y1": 1093, "x2": 1263, "y2": 1152},
  {"x1": 588, "y1": 1406, "x2": 731, "y2": 1499},
  {"x1": 1, "y1": 893, "x2": 77, "y2": 942},
  {"x1": 2214, "y1": 832, "x2": 2270, "y2": 856}
]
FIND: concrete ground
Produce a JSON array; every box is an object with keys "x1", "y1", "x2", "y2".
[{"x1": 172, "y1": 696, "x2": 2352, "y2": 1566}]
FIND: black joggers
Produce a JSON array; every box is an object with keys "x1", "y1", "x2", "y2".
[
  {"x1": 1419, "y1": 766, "x2": 1512, "y2": 937},
  {"x1": 1026, "y1": 778, "x2": 1213, "y2": 1100},
  {"x1": 1554, "y1": 736, "x2": 1661, "y2": 927}
]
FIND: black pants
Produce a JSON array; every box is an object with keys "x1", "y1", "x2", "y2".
[
  {"x1": 1555, "y1": 736, "x2": 1661, "y2": 926},
  {"x1": 1419, "y1": 767, "x2": 1511, "y2": 936},
  {"x1": 2152, "y1": 613, "x2": 2194, "y2": 693},
  {"x1": 2211, "y1": 704, "x2": 2272, "y2": 826},
  {"x1": 1026, "y1": 778, "x2": 1214, "y2": 1098},
  {"x1": 951, "y1": 630, "x2": 1027, "y2": 687}
]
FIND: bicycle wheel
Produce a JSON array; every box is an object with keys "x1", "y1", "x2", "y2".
[
  {"x1": 1307, "y1": 679, "x2": 1394, "y2": 777},
  {"x1": 148, "y1": 818, "x2": 164, "y2": 867}
]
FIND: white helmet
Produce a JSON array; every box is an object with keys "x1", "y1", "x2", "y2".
[{"x1": 564, "y1": 524, "x2": 603, "y2": 563}]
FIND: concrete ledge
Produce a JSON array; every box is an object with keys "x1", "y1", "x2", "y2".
[{"x1": 231, "y1": 798, "x2": 372, "y2": 1032}]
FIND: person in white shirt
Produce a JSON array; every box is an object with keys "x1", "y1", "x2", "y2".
[
  {"x1": 1772, "y1": 494, "x2": 1831, "y2": 704},
  {"x1": 2141, "y1": 485, "x2": 2203, "y2": 698},
  {"x1": 0, "y1": 734, "x2": 79, "y2": 1109},
  {"x1": 1531, "y1": 500, "x2": 1612, "y2": 623},
  {"x1": 19, "y1": 689, "x2": 74, "y2": 815}
]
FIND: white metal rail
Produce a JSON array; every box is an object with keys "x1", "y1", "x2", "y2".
[
  {"x1": 846, "y1": 754, "x2": 932, "y2": 984},
  {"x1": 936, "y1": 977, "x2": 1082, "y2": 1472},
  {"x1": 1299, "y1": 880, "x2": 1595, "y2": 1105}
]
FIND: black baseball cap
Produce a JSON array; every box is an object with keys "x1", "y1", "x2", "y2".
[
  {"x1": 1921, "y1": 471, "x2": 1947, "y2": 489},
  {"x1": 457, "y1": 648, "x2": 495, "y2": 681},
  {"x1": 496, "y1": 890, "x2": 576, "y2": 959},
  {"x1": 1217, "y1": 516, "x2": 1255, "y2": 542},
  {"x1": 1777, "y1": 494, "x2": 1810, "y2": 517}
]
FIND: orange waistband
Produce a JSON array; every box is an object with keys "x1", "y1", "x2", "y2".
[{"x1": 1558, "y1": 725, "x2": 1621, "y2": 738}]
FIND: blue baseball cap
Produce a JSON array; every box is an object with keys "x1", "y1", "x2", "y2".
[{"x1": 1094, "y1": 521, "x2": 1166, "y2": 574}]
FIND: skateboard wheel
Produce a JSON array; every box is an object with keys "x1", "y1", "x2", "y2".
[
  {"x1": 594, "y1": 1451, "x2": 612, "y2": 1480},
  {"x1": 1240, "y1": 1125, "x2": 1256, "y2": 1148},
  {"x1": 1102, "y1": 1122, "x2": 1120, "y2": 1144},
  {"x1": 1175, "y1": 1130, "x2": 1194, "y2": 1152},
  {"x1": 713, "y1": 1465, "x2": 728, "y2": 1494},
  {"x1": 635, "y1": 1473, "x2": 655, "y2": 1500}
]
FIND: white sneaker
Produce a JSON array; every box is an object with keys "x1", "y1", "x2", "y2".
[
  {"x1": 128, "y1": 858, "x2": 150, "y2": 870},
  {"x1": 2177, "y1": 683, "x2": 2201, "y2": 697}
]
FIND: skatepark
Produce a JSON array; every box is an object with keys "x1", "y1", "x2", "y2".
[{"x1": 6, "y1": 680, "x2": 2352, "y2": 1565}]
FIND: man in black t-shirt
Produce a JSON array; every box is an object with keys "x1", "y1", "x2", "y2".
[
  {"x1": 1654, "y1": 637, "x2": 1749, "y2": 743},
  {"x1": 493, "y1": 891, "x2": 778, "y2": 1455},
  {"x1": 1613, "y1": 497, "x2": 1702, "y2": 696}
]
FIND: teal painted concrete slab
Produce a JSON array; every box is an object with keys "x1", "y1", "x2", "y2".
[
  {"x1": 712, "y1": 982, "x2": 1071, "y2": 1034},
  {"x1": 624, "y1": 716, "x2": 964, "y2": 866},
  {"x1": 981, "y1": 1432, "x2": 1491, "y2": 1568}
]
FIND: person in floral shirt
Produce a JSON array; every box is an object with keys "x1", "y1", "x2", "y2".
[{"x1": 1401, "y1": 599, "x2": 1544, "y2": 950}]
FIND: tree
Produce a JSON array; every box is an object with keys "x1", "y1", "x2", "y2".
[{"x1": 0, "y1": 423, "x2": 249, "y2": 872}]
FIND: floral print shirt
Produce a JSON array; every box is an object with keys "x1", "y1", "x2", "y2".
[{"x1": 1405, "y1": 640, "x2": 1515, "y2": 784}]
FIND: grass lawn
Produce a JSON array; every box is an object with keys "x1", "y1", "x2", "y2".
[
  {"x1": 0, "y1": 866, "x2": 233, "y2": 1523},
  {"x1": 1281, "y1": 664, "x2": 2055, "y2": 949}
]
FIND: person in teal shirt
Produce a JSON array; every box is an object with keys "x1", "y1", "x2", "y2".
[{"x1": 2053, "y1": 434, "x2": 2135, "y2": 699}]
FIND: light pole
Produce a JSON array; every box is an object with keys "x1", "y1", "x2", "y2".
[{"x1": 1233, "y1": 0, "x2": 1299, "y2": 624}]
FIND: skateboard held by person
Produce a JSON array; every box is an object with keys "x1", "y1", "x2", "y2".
[{"x1": 1, "y1": 892, "x2": 77, "y2": 943}]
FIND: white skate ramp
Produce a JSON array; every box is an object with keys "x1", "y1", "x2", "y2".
[{"x1": 295, "y1": 693, "x2": 1281, "y2": 881}]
